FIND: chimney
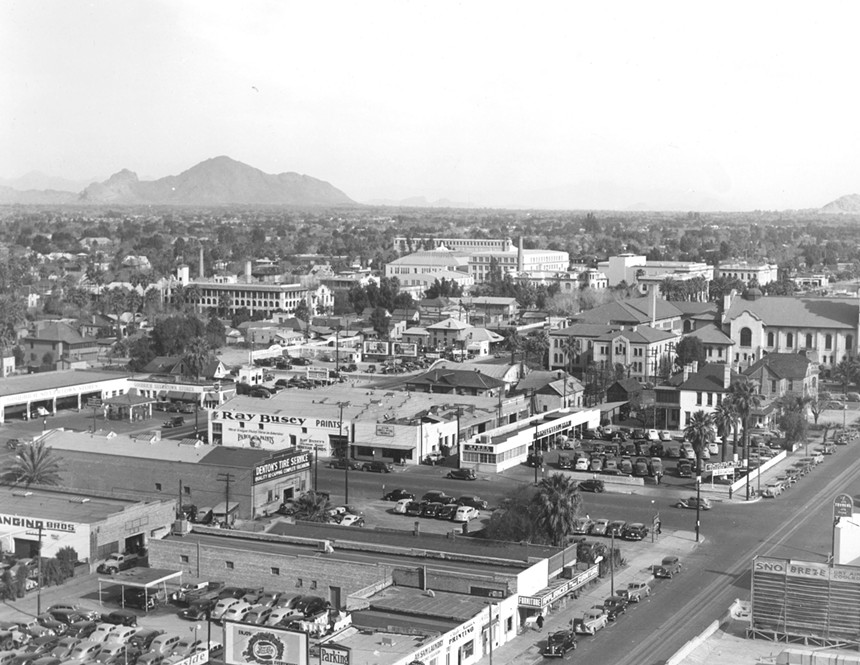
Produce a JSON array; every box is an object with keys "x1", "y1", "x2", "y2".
[
  {"x1": 517, "y1": 237, "x2": 524, "y2": 272},
  {"x1": 723, "y1": 363, "x2": 732, "y2": 389},
  {"x1": 683, "y1": 363, "x2": 691, "y2": 382},
  {"x1": 691, "y1": 360, "x2": 698, "y2": 374},
  {"x1": 651, "y1": 286, "x2": 657, "y2": 327},
  {"x1": 245, "y1": 260, "x2": 252, "y2": 283},
  {"x1": 199, "y1": 247, "x2": 204, "y2": 279}
]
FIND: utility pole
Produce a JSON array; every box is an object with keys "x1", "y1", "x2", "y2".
[
  {"x1": 216, "y1": 473, "x2": 234, "y2": 527},
  {"x1": 337, "y1": 402, "x2": 350, "y2": 503},
  {"x1": 36, "y1": 524, "x2": 43, "y2": 615}
]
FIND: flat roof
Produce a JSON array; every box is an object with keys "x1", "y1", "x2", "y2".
[
  {"x1": 368, "y1": 585, "x2": 488, "y2": 622},
  {"x1": 0, "y1": 486, "x2": 156, "y2": 524},
  {"x1": 0, "y1": 369, "x2": 129, "y2": 398},
  {"x1": 43, "y1": 429, "x2": 278, "y2": 468},
  {"x1": 325, "y1": 628, "x2": 431, "y2": 665},
  {"x1": 99, "y1": 568, "x2": 182, "y2": 588},
  {"x1": 218, "y1": 385, "x2": 515, "y2": 424}
]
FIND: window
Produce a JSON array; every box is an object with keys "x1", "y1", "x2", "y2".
[
  {"x1": 310, "y1": 581, "x2": 317, "y2": 590},
  {"x1": 180, "y1": 555, "x2": 189, "y2": 563},
  {"x1": 740, "y1": 328, "x2": 752, "y2": 347},
  {"x1": 848, "y1": 335, "x2": 855, "y2": 352},
  {"x1": 297, "y1": 579, "x2": 303, "y2": 587},
  {"x1": 696, "y1": 392, "x2": 702, "y2": 406},
  {"x1": 805, "y1": 333, "x2": 812, "y2": 348},
  {"x1": 271, "y1": 567, "x2": 280, "y2": 575},
  {"x1": 184, "y1": 486, "x2": 191, "y2": 495},
  {"x1": 826, "y1": 334, "x2": 833, "y2": 350},
  {"x1": 767, "y1": 332, "x2": 774, "y2": 347},
  {"x1": 226, "y1": 561, "x2": 234, "y2": 570},
  {"x1": 155, "y1": 483, "x2": 162, "y2": 491},
  {"x1": 707, "y1": 393, "x2": 713, "y2": 406},
  {"x1": 771, "y1": 380, "x2": 777, "y2": 392},
  {"x1": 786, "y1": 333, "x2": 793, "y2": 348}
]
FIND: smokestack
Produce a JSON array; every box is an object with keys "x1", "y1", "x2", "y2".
[
  {"x1": 199, "y1": 247, "x2": 204, "y2": 279},
  {"x1": 651, "y1": 286, "x2": 657, "y2": 327},
  {"x1": 683, "y1": 363, "x2": 691, "y2": 382},
  {"x1": 691, "y1": 360, "x2": 698, "y2": 374},
  {"x1": 517, "y1": 237, "x2": 524, "y2": 272},
  {"x1": 245, "y1": 260, "x2": 252, "y2": 283}
]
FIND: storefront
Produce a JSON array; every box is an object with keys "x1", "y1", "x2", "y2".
[{"x1": 252, "y1": 449, "x2": 312, "y2": 516}]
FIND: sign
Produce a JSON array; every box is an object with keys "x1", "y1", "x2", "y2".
[
  {"x1": 469, "y1": 586, "x2": 505, "y2": 599},
  {"x1": 834, "y1": 493, "x2": 854, "y2": 519},
  {"x1": 363, "y1": 341, "x2": 389, "y2": 356},
  {"x1": 253, "y1": 451, "x2": 311, "y2": 484},
  {"x1": 704, "y1": 460, "x2": 737, "y2": 473},
  {"x1": 173, "y1": 651, "x2": 209, "y2": 665},
  {"x1": 224, "y1": 622, "x2": 307, "y2": 665},
  {"x1": 375, "y1": 424, "x2": 395, "y2": 437},
  {"x1": 0, "y1": 514, "x2": 76, "y2": 533},
  {"x1": 518, "y1": 564, "x2": 598, "y2": 608},
  {"x1": 392, "y1": 342, "x2": 418, "y2": 357},
  {"x1": 87, "y1": 397, "x2": 102, "y2": 408},
  {"x1": 306, "y1": 367, "x2": 329, "y2": 382},
  {"x1": 319, "y1": 645, "x2": 350, "y2": 665}
]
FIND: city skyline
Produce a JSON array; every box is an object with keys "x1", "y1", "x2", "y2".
[{"x1": 3, "y1": 0, "x2": 860, "y2": 211}]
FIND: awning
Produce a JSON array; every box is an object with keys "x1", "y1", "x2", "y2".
[
  {"x1": 166, "y1": 391, "x2": 198, "y2": 401},
  {"x1": 157, "y1": 390, "x2": 168, "y2": 398}
]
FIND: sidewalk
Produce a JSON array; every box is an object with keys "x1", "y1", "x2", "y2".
[{"x1": 478, "y1": 529, "x2": 702, "y2": 665}]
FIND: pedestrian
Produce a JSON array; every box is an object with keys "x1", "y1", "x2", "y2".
[{"x1": 536, "y1": 614, "x2": 544, "y2": 630}]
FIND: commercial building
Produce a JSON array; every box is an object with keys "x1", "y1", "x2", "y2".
[
  {"x1": 716, "y1": 261, "x2": 779, "y2": 286},
  {"x1": 149, "y1": 519, "x2": 596, "y2": 665},
  {"x1": 598, "y1": 253, "x2": 713, "y2": 298},
  {"x1": 0, "y1": 486, "x2": 175, "y2": 566},
  {"x1": 209, "y1": 386, "x2": 532, "y2": 464},
  {"x1": 42, "y1": 430, "x2": 312, "y2": 520},
  {"x1": 393, "y1": 236, "x2": 513, "y2": 253}
]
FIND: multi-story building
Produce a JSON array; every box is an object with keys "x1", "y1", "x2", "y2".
[
  {"x1": 598, "y1": 253, "x2": 713, "y2": 299},
  {"x1": 393, "y1": 236, "x2": 514, "y2": 253},
  {"x1": 743, "y1": 352, "x2": 819, "y2": 401},
  {"x1": 384, "y1": 248, "x2": 471, "y2": 279},
  {"x1": 716, "y1": 261, "x2": 779, "y2": 286},
  {"x1": 723, "y1": 290, "x2": 857, "y2": 371},
  {"x1": 654, "y1": 362, "x2": 740, "y2": 431}
]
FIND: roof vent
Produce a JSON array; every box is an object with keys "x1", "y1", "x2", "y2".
[{"x1": 12, "y1": 490, "x2": 32, "y2": 497}]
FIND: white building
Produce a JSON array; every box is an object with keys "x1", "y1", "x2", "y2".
[{"x1": 716, "y1": 261, "x2": 779, "y2": 286}]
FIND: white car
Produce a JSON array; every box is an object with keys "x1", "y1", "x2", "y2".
[
  {"x1": 339, "y1": 513, "x2": 365, "y2": 527},
  {"x1": 222, "y1": 601, "x2": 254, "y2": 624},
  {"x1": 707, "y1": 442, "x2": 719, "y2": 455},
  {"x1": 659, "y1": 430, "x2": 673, "y2": 442},
  {"x1": 574, "y1": 458, "x2": 589, "y2": 471},
  {"x1": 646, "y1": 429, "x2": 660, "y2": 441},
  {"x1": 393, "y1": 498, "x2": 412, "y2": 514},
  {"x1": 266, "y1": 606, "x2": 302, "y2": 627},
  {"x1": 210, "y1": 598, "x2": 240, "y2": 622},
  {"x1": 453, "y1": 506, "x2": 478, "y2": 522}
]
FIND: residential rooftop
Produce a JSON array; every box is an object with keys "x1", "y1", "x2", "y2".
[{"x1": 0, "y1": 485, "x2": 164, "y2": 524}]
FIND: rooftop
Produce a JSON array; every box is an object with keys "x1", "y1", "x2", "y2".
[
  {"x1": 687, "y1": 323, "x2": 735, "y2": 346},
  {"x1": 0, "y1": 369, "x2": 129, "y2": 399},
  {"x1": 0, "y1": 485, "x2": 163, "y2": 524},
  {"x1": 725, "y1": 295, "x2": 858, "y2": 329}
]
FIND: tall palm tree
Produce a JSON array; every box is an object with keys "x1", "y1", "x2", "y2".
[
  {"x1": 684, "y1": 410, "x2": 715, "y2": 542},
  {"x1": 184, "y1": 284, "x2": 202, "y2": 314},
  {"x1": 563, "y1": 335, "x2": 579, "y2": 376},
  {"x1": 728, "y1": 377, "x2": 763, "y2": 457},
  {"x1": 532, "y1": 473, "x2": 581, "y2": 547},
  {"x1": 182, "y1": 337, "x2": 211, "y2": 381},
  {"x1": 4, "y1": 441, "x2": 62, "y2": 487},
  {"x1": 292, "y1": 491, "x2": 332, "y2": 523},
  {"x1": 505, "y1": 329, "x2": 522, "y2": 365},
  {"x1": 713, "y1": 398, "x2": 737, "y2": 462}
]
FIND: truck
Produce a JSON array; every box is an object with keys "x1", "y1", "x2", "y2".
[
  {"x1": 170, "y1": 581, "x2": 225, "y2": 606},
  {"x1": 97, "y1": 552, "x2": 140, "y2": 574}
]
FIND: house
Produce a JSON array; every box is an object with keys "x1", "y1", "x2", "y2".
[
  {"x1": 425, "y1": 318, "x2": 474, "y2": 351},
  {"x1": 653, "y1": 362, "x2": 747, "y2": 431},
  {"x1": 569, "y1": 294, "x2": 682, "y2": 332},
  {"x1": 606, "y1": 378, "x2": 643, "y2": 405},
  {"x1": 514, "y1": 370, "x2": 584, "y2": 411},
  {"x1": 684, "y1": 323, "x2": 735, "y2": 364},
  {"x1": 464, "y1": 327, "x2": 505, "y2": 357},
  {"x1": 79, "y1": 314, "x2": 116, "y2": 340},
  {"x1": 743, "y1": 353, "x2": 818, "y2": 400},
  {"x1": 404, "y1": 368, "x2": 506, "y2": 397},
  {"x1": 434, "y1": 360, "x2": 521, "y2": 392},
  {"x1": 449, "y1": 296, "x2": 519, "y2": 327},
  {"x1": 25, "y1": 322, "x2": 99, "y2": 369},
  {"x1": 723, "y1": 290, "x2": 857, "y2": 371},
  {"x1": 672, "y1": 301, "x2": 720, "y2": 333}
]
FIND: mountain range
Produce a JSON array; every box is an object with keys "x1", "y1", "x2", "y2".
[
  {"x1": 819, "y1": 194, "x2": 860, "y2": 214},
  {"x1": 0, "y1": 156, "x2": 353, "y2": 206}
]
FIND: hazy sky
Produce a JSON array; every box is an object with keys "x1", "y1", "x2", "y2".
[{"x1": 3, "y1": 1, "x2": 860, "y2": 210}]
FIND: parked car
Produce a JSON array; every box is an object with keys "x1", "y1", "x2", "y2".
[
  {"x1": 339, "y1": 513, "x2": 365, "y2": 527},
  {"x1": 572, "y1": 518, "x2": 594, "y2": 535},
  {"x1": 762, "y1": 483, "x2": 783, "y2": 498},
  {"x1": 392, "y1": 499, "x2": 413, "y2": 514},
  {"x1": 661, "y1": 556, "x2": 682, "y2": 575},
  {"x1": 420, "y1": 502, "x2": 443, "y2": 518},
  {"x1": 622, "y1": 523, "x2": 648, "y2": 540},
  {"x1": 361, "y1": 461, "x2": 393, "y2": 473},
  {"x1": 676, "y1": 496, "x2": 712, "y2": 510},
  {"x1": 457, "y1": 495, "x2": 488, "y2": 510},
  {"x1": 421, "y1": 491, "x2": 454, "y2": 504},
  {"x1": 161, "y1": 417, "x2": 184, "y2": 429},
  {"x1": 574, "y1": 608, "x2": 608, "y2": 634},
  {"x1": 452, "y1": 506, "x2": 478, "y2": 522},
  {"x1": 404, "y1": 501, "x2": 423, "y2": 517},
  {"x1": 446, "y1": 468, "x2": 477, "y2": 480},
  {"x1": 243, "y1": 606, "x2": 273, "y2": 626},
  {"x1": 541, "y1": 629, "x2": 577, "y2": 657},
  {"x1": 590, "y1": 519, "x2": 610, "y2": 536},
  {"x1": 383, "y1": 488, "x2": 414, "y2": 502},
  {"x1": 210, "y1": 598, "x2": 240, "y2": 622},
  {"x1": 292, "y1": 595, "x2": 330, "y2": 618},
  {"x1": 578, "y1": 479, "x2": 605, "y2": 493},
  {"x1": 659, "y1": 430, "x2": 673, "y2": 442},
  {"x1": 602, "y1": 596, "x2": 628, "y2": 620},
  {"x1": 606, "y1": 520, "x2": 627, "y2": 538},
  {"x1": 328, "y1": 458, "x2": 361, "y2": 470},
  {"x1": 677, "y1": 460, "x2": 693, "y2": 477},
  {"x1": 627, "y1": 580, "x2": 651, "y2": 599}
]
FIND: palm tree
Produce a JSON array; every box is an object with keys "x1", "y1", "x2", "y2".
[
  {"x1": 531, "y1": 473, "x2": 581, "y2": 547},
  {"x1": 4, "y1": 441, "x2": 62, "y2": 487},
  {"x1": 505, "y1": 329, "x2": 521, "y2": 365},
  {"x1": 184, "y1": 284, "x2": 202, "y2": 314},
  {"x1": 292, "y1": 491, "x2": 332, "y2": 523},
  {"x1": 182, "y1": 337, "x2": 211, "y2": 381},
  {"x1": 833, "y1": 357, "x2": 855, "y2": 395},
  {"x1": 713, "y1": 398, "x2": 737, "y2": 463},
  {"x1": 563, "y1": 335, "x2": 579, "y2": 375},
  {"x1": 728, "y1": 377, "x2": 763, "y2": 459},
  {"x1": 684, "y1": 410, "x2": 715, "y2": 542}
]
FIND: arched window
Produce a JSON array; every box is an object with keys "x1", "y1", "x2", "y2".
[
  {"x1": 786, "y1": 333, "x2": 793, "y2": 348},
  {"x1": 767, "y1": 332, "x2": 774, "y2": 347},
  {"x1": 740, "y1": 327, "x2": 752, "y2": 347},
  {"x1": 805, "y1": 333, "x2": 813, "y2": 348},
  {"x1": 683, "y1": 320, "x2": 692, "y2": 333}
]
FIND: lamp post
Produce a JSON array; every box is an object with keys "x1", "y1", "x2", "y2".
[
  {"x1": 695, "y1": 453, "x2": 702, "y2": 542},
  {"x1": 609, "y1": 527, "x2": 615, "y2": 596}
]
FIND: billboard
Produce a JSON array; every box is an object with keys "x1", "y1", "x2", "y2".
[
  {"x1": 319, "y1": 645, "x2": 350, "y2": 665},
  {"x1": 363, "y1": 341, "x2": 389, "y2": 356},
  {"x1": 392, "y1": 342, "x2": 418, "y2": 357},
  {"x1": 253, "y1": 450, "x2": 311, "y2": 485},
  {"x1": 224, "y1": 622, "x2": 308, "y2": 665}
]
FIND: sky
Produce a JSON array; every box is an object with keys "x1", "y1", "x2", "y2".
[{"x1": 3, "y1": 0, "x2": 860, "y2": 211}]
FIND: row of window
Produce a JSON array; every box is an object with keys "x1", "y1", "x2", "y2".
[{"x1": 739, "y1": 328, "x2": 846, "y2": 351}]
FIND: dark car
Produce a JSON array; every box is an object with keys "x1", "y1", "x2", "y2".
[
  {"x1": 437, "y1": 504, "x2": 457, "y2": 520},
  {"x1": 327, "y1": 457, "x2": 361, "y2": 470},
  {"x1": 404, "y1": 501, "x2": 423, "y2": 517},
  {"x1": 602, "y1": 596, "x2": 628, "y2": 620},
  {"x1": 421, "y1": 502, "x2": 444, "y2": 518},
  {"x1": 178, "y1": 599, "x2": 215, "y2": 621},
  {"x1": 622, "y1": 523, "x2": 648, "y2": 541},
  {"x1": 293, "y1": 595, "x2": 330, "y2": 617},
  {"x1": 542, "y1": 629, "x2": 577, "y2": 657},
  {"x1": 578, "y1": 479, "x2": 605, "y2": 493},
  {"x1": 526, "y1": 453, "x2": 543, "y2": 467},
  {"x1": 457, "y1": 495, "x2": 488, "y2": 510},
  {"x1": 100, "y1": 609, "x2": 138, "y2": 626},
  {"x1": 162, "y1": 416, "x2": 184, "y2": 428},
  {"x1": 653, "y1": 565, "x2": 674, "y2": 579},
  {"x1": 446, "y1": 468, "x2": 477, "y2": 480},
  {"x1": 421, "y1": 490, "x2": 452, "y2": 503},
  {"x1": 606, "y1": 520, "x2": 627, "y2": 537},
  {"x1": 661, "y1": 556, "x2": 682, "y2": 574},
  {"x1": 248, "y1": 387, "x2": 272, "y2": 399},
  {"x1": 383, "y1": 488, "x2": 414, "y2": 501},
  {"x1": 361, "y1": 461, "x2": 393, "y2": 473},
  {"x1": 129, "y1": 628, "x2": 165, "y2": 652}
]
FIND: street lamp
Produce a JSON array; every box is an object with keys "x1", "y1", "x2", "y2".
[{"x1": 695, "y1": 453, "x2": 702, "y2": 542}]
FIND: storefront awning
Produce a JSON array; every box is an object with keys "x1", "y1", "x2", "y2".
[
  {"x1": 518, "y1": 564, "x2": 599, "y2": 609},
  {"x1": 166, "y1": 391, "x2": 198, "y2": 401}
]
